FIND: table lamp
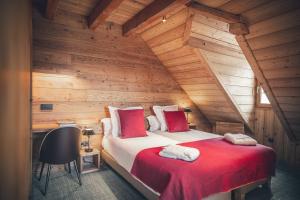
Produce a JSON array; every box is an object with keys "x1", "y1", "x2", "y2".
[
  {"x1": 82, "y1": 128, "x2": 95, "y2": 152},
  {"x1": 183, "y1": 107, "x2": 192, "y2": 124}
]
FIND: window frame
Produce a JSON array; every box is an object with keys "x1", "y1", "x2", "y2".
[{"x1": 256, "y1": 85, "x2": 271, "y2": 108}]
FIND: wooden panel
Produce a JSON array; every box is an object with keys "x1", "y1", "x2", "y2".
[
  {"x1": 107, "y1": 0, "x2": 154, "y2": 25},
  {"x1": 189, "y1": 1, "x2": 242, "y2": 23},
  {"x1": 87, "y1": 0, "x2": 126, "y2": 30},
  {"x1": 57, "y1": 0, "x2": 98, "y2": 16},
  {"x1": 215, "y1": 121, "x2": 244, "y2": 135},
  {"x1": 240, "y1": 1, "x2": 300, "y2": 142},
  {"x1": 254, "y1": 108, "x2": 300, "y2": 167},
  {"x1": 32, "y1": 7, "x2": 211, "y2": 133},
  {"x1": 219, "y1": 0, "x2": 272, "y2": 15},
  {"x1": 0, "y1": 0, "x2": 31, "y2": 199},
  {"x1": 243, "y1": 0, "x2": 300, "y2": 25},
  {"x1": 191, "y1": 20, "x2": 239, "y2": 47},
  {"x1": 140, "y1": 7, "x2": 188, "y2": 41},
  {"x1": 247, "y1": 26, "x2": 300, "y2": 50},
  {"x1": 122, "y1": 0, "x2": 186, "y2": 35},
  {"x1": 245, "y1": 8, "x2": 300, "y2": 39},
  {"x1": 139, "y1": 7, "x2": 256, "y2": 127},
  {"x1": 190, "y1": 16, "x2": 256, "y2": 132},
  {"x1": 45, "y1": 0, "x2": 60, "y2": 19},
  {"x1": 195, "y1": 0, "x2": 230, "y2": 8}
]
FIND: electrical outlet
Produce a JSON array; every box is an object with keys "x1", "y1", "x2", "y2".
[{"x1": 40, "y1": 104, "x2": 53, "y2": 111}]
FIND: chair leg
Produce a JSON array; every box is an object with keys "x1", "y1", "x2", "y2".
[
  {"x1": 44, "y1": 164, "x2": 51, "y2": 195},
  {"x1": 73, "y1": 160, "x2": 82, "y2": 186},
  {"x1": 68, "y1": 162, "x2": 71, "y2": 174},
  {"x1": 39, "y1": 162, "x2": 45, "y2": 181}
]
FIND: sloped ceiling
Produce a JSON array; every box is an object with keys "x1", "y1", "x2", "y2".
[
  {"x1": 55, "y1": 0, "x2": 300, "y2": 141},
  {"x1": 136, "y1": 7, "x2": 256, "y2": 131},
  {"x1": 191, "y1": 0, "x2": 300, "y2": 141}
]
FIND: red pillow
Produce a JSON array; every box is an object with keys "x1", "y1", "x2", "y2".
[
  {"x1": 118, "y1": 109, "x2": 147, "y2": 138},
  {"x1": 164, "y1": 110, "x2": 189, "y2": 132}
]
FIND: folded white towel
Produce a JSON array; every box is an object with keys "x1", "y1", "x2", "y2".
[
  {"x1": 224, "y1": 133, "x2": 257, "y2": 146},
  {"x1": 159, "y1": 145, "x2": 200, "y2": 161}
]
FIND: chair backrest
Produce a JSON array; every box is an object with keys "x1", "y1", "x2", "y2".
[{"x1": 39, "y1": 127, "x2": 81, "y2": 164}]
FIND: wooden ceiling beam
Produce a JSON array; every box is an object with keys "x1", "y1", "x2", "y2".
[
  {"x1": 186, "y1": 36, "x2": 242, "y2": 54},
  {"x1": 88, "y1": 0, "x2": 125, "y2": 30},
  {"x1": 122, "y1": 0, "x2": 191, "y2": 36},
  {"x1": 229, "y1": 22, "x2": 249, "y2": 35},
  {"x1": 188, "y1": 2, "x2": 249, "y2": 35},
  {"x1": 236, "y1": 35, "x2": 297, "y2": 141},
  {"x1": 45, "y1": 0, "x2": 60, "y2": 20}
]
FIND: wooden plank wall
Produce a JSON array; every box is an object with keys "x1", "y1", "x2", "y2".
[
  {"x1": 242, "y1": 0, "x2": 300, "y2": 140},
  {"x1": 139, "y1": 7, "x2": 244, "y2": 125},
  {"x1": 106, "y1": 0, "x2": 154, "y2": 25},
  {"x1": 190, "y1": 14, "x2": 256, "y2": 129},
  {"x1": 0, "y1": 0, "x2": 31, "y2": 198},
  {"x1": 254, "y1": 108, "x2": 300, "y2": 168},
  {"x1": 191, "y1": 0, "x2": 300, "y2": 165},
  {"x1": 32, "y1": 5, "x2": 211, "y2": 145}
]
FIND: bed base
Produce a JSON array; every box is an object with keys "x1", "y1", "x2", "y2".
[
  {"x1": 102, "y1": 150, "x2": 159, "y2": 200},
  {"x1": 101, "y1": 150, "x2": 270, "y2": 200},
  {"x1": 233, "y1": 178, "x2": 271, "y2": 200}
]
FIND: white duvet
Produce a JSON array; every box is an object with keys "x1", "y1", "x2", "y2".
[
  {"x1": 102, "y1": 129, "x2": 221, "y2": 171},
  {"x1": 153, "y1": 129, "x2": 222, "y2": 142},
  {"x1": 102, "y1": 132, "x2": 178, "y2": 171}
]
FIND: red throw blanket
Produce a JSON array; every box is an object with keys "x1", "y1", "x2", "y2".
[{"x1": 131, "y1": 138, "x2": 276, "y2": 200}]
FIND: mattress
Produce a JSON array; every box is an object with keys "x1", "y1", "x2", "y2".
[
  {"x1": 102, "y1": 132, "x2": 178, "y2": 172},
  {"x1": 102, "y1": 130, "x2": 231, "y2": 200},
  {"x1": 153, "y1": 129, "x2": 222, "y2": 142}
]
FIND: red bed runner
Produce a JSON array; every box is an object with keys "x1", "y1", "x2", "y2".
[{"x1": 131, "y1": 138, "x2": 276, "y2": 200}]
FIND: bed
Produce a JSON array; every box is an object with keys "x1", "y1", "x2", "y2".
[
  {"x1": 101, "y1": 129, "x2": 275, "y2": 200},
  {"x1": 102, "y1": 132, "x2": 232, "y2": 200},
  {"x1": 153, "y1": 129, "x2": 222, "y2": 143}
]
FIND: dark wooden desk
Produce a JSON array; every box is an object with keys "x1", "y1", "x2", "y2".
[{"x1": 32, "y1": 123, "x2": 59, "y2": 134}]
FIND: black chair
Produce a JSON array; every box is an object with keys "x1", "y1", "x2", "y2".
[{"x1": 38, "y1": 126, "x2": 82, "y2": 195}]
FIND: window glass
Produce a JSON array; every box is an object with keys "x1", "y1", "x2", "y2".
[{"x1": 259, "y1": 87, "x2": 270, "y2": 104}]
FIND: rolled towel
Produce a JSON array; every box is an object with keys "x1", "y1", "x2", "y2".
[
  {"x1": 224, "y1": 133, "x2": 257, "y2": 146},
  {"x1": 159, "y1": 145, "x2": 200, "y2": 161}
]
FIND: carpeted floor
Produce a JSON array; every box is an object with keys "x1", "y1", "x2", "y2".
[{"x1": 31, "y1": 163, "x2": 300, "y2": 200}]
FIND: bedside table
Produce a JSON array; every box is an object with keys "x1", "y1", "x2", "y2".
[
  {"x1": 78, "y1": 148, "x2": 100, "y2": 174},
  {"x1": 188, "y1": 123, "x2": 197, "y2": 129}
]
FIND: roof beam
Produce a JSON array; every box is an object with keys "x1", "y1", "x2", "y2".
[
  {"x1": 88, "y1": 0, "x2": 125, "y2": 30},
  {"x1": 188, "y1": 1, "x2": 242, "y2": 24},
  {"x1": 45, "y1": 0, "x2": 60, "y2": 20},
  {"x1": 186, "y1": 36, "x2": 243, "y2": 55},
  {"x1": 229, "y1": 22, "x2": 249, "y2": 35},
  {"x1": 122, "y1": 0, "x2": 191, "y2": 36},
  {"x1": 236, "y1": 35, "x2": 296, "y2": 141}
]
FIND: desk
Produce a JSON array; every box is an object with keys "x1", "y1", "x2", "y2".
[
  {"x1": 32, "y1": 123, "x2": 59, "y2": 134},
  {"x1": 31, "y1": 123, "x2": 101, "y2": 161}
]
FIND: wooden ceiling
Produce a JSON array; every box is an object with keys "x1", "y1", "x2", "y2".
[{"x1": 43, "y1": 0, "x2": 300, "y2": 142}]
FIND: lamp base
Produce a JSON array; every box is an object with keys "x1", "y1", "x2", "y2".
[{"x1": 85, "y1": 148, "x2": 93, "y2": 152}]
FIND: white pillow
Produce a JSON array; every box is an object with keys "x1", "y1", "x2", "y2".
[
  {"x1": 101, "y1": 118, "x2": 112, "y2": 136},
  {"x1": 147, "y1": 115, "x2": 160, "y2": 132},
  {"x1": 108, "y1": 106, "x2": 143, "y2": 137},
  {"x1": 153, "y1": 105, "x2": 179, "y2": 131}
]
